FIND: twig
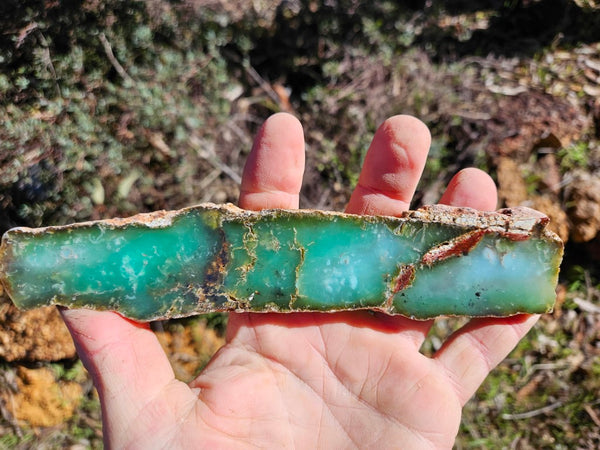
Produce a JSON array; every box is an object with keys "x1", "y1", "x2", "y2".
[
  {"x1": 502, "y1": 401, "x2": 563, "y2": 420},
  {"x1": 0, "y1": 391, "x2": 22, "y2": 437},
  {"x1": 315, "y1": 187, "x2": 331, "y2": 210},
  {"x1": 35, "y1": 29, "x2": 61, "y2": 97},
  {"x1": 15, "y1": 22, "x2": 38, "y2": 48},
  {"x1": 453, "y1": 110, "x2": 492, "y2": 121},
  {"x1": 197, "y1": 168, "x2": 222, "y2": 193},
  {"x1": 527, "y1": 361, "x2": 571, "y2": 374},
  {"x1": 485, "y1": 82, "x2": 528, "y2": 96},
  {"x1": 212, "y1": 158, "x2": 241, "y2": 185},
  {"x1": 584, "y1": 404, "x2": 600, "y2": 427},
  {"x1": 573, "y1": 297, "x2": 600, "y2": 314},
  {"x1": 196, "y1": 145, "x2": 242, "y2": 185},
  {"x1": 222, "y1": 118, "x2": 253, "y2": 150},
  {"x1": 242, "y1": 60, "x2": 281, "y2": 107},
  {"x1": 584, "y1": 269, "x2": 594, "y2": 302},
  {"x1": 99, "y1": 32, "x2": 135, "y2": 85}
]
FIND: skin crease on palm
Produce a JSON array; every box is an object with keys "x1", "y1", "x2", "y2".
[{"x1": 59, "y1": 113, "x2": 539, "y2": 449}]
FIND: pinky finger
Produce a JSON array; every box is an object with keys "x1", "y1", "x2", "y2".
[
  {"x1": 438, "y1": 168, "x2": 497, "y2": 212},
  {"x1": 434, "y1": 314, "x2": 539, "y2": 406},
  {"x1": 434, "y1": 166, "x2": 537, "y2": 405}
]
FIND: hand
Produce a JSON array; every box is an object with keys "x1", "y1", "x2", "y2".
[{"x1": 61, "y1": 113, "x2": 538, "y2": 449}]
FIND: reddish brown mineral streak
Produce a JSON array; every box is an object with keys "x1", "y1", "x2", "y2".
[
  {"x1": 420, "y1": 230, "x2": 487, "y2": 266},
  {"x1": 498, "y1": 231, "x2": 531, "y2": 242},
  {"x1": 393, "y1": 264, "x2": 416, "y2": 294},
  {"x1": 383, "y1": 264, "x2": 416, "y2": 311}
]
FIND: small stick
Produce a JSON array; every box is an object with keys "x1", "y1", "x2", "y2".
[
  {"x1": 99, "y1": 32, "x2": 135, "y2": 85},
  {"x1": 584, "y1": 404, "x2": 600, "y2": 427},
  {"x1": 502, "y1": 401, "x2": 562, "y2": 420}
]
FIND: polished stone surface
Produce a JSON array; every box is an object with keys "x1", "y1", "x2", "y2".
[{"x1": 0, "y1": 203, "x2": 563, "y2": 321}]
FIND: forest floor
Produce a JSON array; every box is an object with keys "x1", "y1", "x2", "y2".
[{"x1": 0, "y1": 1, "x2": 599, "y2": 448}]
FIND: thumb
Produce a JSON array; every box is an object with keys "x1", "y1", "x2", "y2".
[{"x1": 60, "y1": 309, "x2": 180, "y2": 434}]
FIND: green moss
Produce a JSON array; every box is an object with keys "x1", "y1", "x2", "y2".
[{"x1": 558, "y1": 142, "x2": 590, "y2": 171}]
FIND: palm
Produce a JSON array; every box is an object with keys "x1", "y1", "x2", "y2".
[
  {"x1": 61, "y1": 114, "x2": 538, "y2": 449},
  {"x1": 104, "y1": 313, "x2": 460, "y2": 448},
  {"x1": 205, "y1": 313, "x2": 461, "y2": 448}
]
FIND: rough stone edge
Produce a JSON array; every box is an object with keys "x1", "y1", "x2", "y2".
[{"x1": 1, "y1": 203, "x2": 560, "y2": 241}]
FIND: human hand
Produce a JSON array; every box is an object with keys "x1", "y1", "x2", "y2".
[{"x1": 61, "y1": 113, "x2": 538, "y2": 449}]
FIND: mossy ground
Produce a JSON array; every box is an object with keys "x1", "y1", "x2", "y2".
[{"x1": 0, "y1": 1, "x2": 599, "y2": 447}]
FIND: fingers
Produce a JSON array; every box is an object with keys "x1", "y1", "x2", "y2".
[
  {"x1": 434, "y1": 169, "x2": 537, "y2": 405},
  {"x1": 438, "y1": 168, "x2": 498, "y2": 211},
  {"x1": 345, "y1": 115, "x2": 433, "y2": 344},
  {"x1": 346, "y1": 115, "x2": 431, "y2": 215},
  {"x1": 231, "y1": 113, "x2": 305, "y2": 336},
  {"x1": 239, "y1": 112, "x2": 305, "y2": 210}
]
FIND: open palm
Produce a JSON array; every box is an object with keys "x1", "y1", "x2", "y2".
[{"x1": 61, "y1": 114, "x2": 538, "y2": 449}]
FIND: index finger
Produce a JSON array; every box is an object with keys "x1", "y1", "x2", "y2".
[{"x1": 239, "y1": 112, "x2": 305, "y2": 210}]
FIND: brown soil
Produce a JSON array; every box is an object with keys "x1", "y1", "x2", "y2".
[
  {"x1": 2, "y1": 366, "x2": 82, "y2": 428},
  {"x1": 496, "y1": 157, "x2": 529, "y2": 207},
  {"x1": 0, "y1": 295, "x2": 75, "y2": 362},
  {"x1": 487, "y1": 91, "x2": 594, "y2": 243},
  {"x1": 484, "y1": 91, "x2": 587, "y2": 161},
  {"x1": 565, "y1": 170, "x2": 600, "y2": 242},
  {"x1": 531, "y1": 195, "x2": 570, "y2": 242}
]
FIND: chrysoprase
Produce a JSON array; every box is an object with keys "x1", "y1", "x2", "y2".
[{"x1": 0, "y1": 203, "x2": 563, "y2": 321}]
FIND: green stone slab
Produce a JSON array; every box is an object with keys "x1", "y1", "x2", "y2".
[{"x1": 0, "y1": 203, "x2": 563, "y2": 321}]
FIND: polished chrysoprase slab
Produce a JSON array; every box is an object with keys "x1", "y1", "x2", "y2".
[{"x1": 0, "y1": 203, "x2": 563, "y2": 321}]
